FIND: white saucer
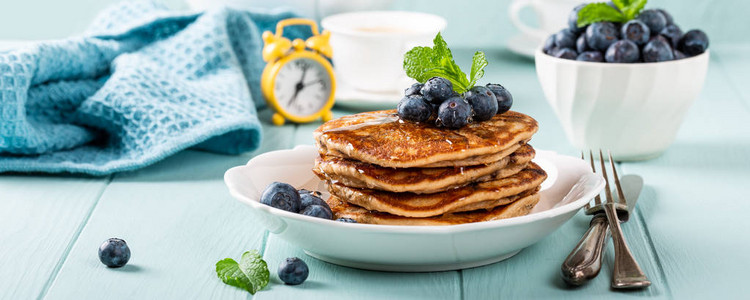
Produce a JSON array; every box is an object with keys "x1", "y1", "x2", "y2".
[
  {"x1": 334, "y1": 80, "x2": 401, "y2": 111},
  {"x1": 507, "y1": 33, "x2": 543, "y2": 59}
]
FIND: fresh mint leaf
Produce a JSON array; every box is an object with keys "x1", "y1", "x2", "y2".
[
  {"x1": 611, "y1": 0, "x2": 629, "y2": 11},
  {"x1": 403, "y1": 32, "x2": 471, "y2": 93},
  {"x1": 577, "y1": 3, "x2": 627, "y2": 27},
  {"x1": 468, "y1": 51, "x2": 488, "y2": 90},
  {"x1": 216, "y1": 250, "x2": 269, "y2": 295},
  {"x1": 622, "y1": 0, "x2": 647, "y2": 19}
]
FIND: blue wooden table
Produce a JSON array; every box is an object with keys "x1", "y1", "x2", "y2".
[{"x1": 2, "y1": 43, "x2": 749, "y2": 299}]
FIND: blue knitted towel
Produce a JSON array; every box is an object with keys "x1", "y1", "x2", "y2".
[{"x1": 0, "y1": 1, "x2": 309, "y2": 175}]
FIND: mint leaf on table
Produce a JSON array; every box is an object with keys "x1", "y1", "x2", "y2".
[
  {"x1": 576, "y1": 0, "x2": 648, "y2": 27},
  {"x1": 403, "y1": 32, "x2": 482, "y2": 94},
  {"x1": 468, "y1": 51, "x2": 488, "y2": 90},
  {"x1": 216, "y1": 250, "x2": 269, "y2": 295}
]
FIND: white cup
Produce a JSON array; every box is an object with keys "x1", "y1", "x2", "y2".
[
  {"x1": 509, "y1": 0, "x2": 592, "y2": 41},
  {"x1": 321, "y1": 11, "x2": 446, "y2": 93}
]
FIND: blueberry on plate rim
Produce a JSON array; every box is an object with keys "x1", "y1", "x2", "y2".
[{"x1": 260, "y1": 182, "x2": 301, "y2": 213}]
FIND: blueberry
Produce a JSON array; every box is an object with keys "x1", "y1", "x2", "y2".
[
  {"x1": 404, "y1": 82, "x2": 423, "y2": 97},
  {"x1": 551, "y1": 48, "x2": 577, "y2": 60},
  {"x1": 260, "y1": 182, "x2": 300, "y2": 213},
  {"x1": 299, "y1": 193, "x2": 328, "y2": 212},
  {"x1": 621, "y1": 20, "x2": 650, "y2": 46},
  {"x1": 605, "y1": 40, "x2": 640, "y2": 63},
  {"x1": 674, "y1": 49, "x2": 687, "y2": 60},
  {"x1": 678, "y1": 29, "x2": 709, "y2": 56},
  {"x1": 643, "y1": 38, "x2": 675, "y2": 62},
  {"x1": 464, "y1": 86, "x2": 498, "y2": 121},
  {"x1": 301, "y1": 204, "x2": 333, "y2": 220},
  {"x1": 397, "y1": 95, "x2": 433, "y2": 122},
  {"x1": 543, "y1": 35, "x2": 556, "y2": 54},
  {"x1": 486, "y1": 83, "x2": 513, "y2": 114},
  {"x1": 568, "y1": 4, "x2": 588, "y2": 34},
  {"x1": 553, "y1": 29, "x2": 577, "y2": 50},
  {"x1": 576, "y1": 34, "x2": 590, "y2": 53},
  {"x1": 576, "y1": 51, "x2": 604, "y2": 62},
  {"x1": 659, "y1": 24, "x2": 683, "y2": 48},
  {"x1": 336, "y1": 218, "x2": 357, "y2": 223},
  {"x1": 637, "y1": 9, "x2": 667, "y2": 34},
  {"x1": 655, "y1": 8, "x2": 674, "y2": 25},
  {"x1": 437, "y1": 96, "x2": 472, "y2": 129},
  {"x1": 421, "y1": 77, "x2": 454, "y2": 103},
  {"x1": 98, "y1": 238, "x2": 130, "y2": 268},
  {"x1": 298, "y1": 189, "x2": 321, "y2": 197},
  {"x1": 278, "y1": 257, "x2": 309, "y2": 285},
  {"x1": 586, "y1": 22, "x2": 619, "y2": 51}
]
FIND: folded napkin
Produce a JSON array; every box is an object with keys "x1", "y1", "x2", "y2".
[{"x1": 0, "y1": 1, "x2": 309, "y2": 175}]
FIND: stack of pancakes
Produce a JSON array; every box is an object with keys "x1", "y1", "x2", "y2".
[{"x1": 312, "y1": 110, "x2": 546, "y2": 226}]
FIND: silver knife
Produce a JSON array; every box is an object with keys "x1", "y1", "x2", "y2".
[{"x1": 560, "y1": 174, "x2": 644, "y2": 286}]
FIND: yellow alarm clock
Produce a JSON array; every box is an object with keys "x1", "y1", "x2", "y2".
[{"x1": 261, "y1": 18, "x2": 336, "y2": 126}]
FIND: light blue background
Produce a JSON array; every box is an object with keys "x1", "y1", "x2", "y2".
[{"x1": 1, "y1": 0, "x2": 746, "y2": 46}]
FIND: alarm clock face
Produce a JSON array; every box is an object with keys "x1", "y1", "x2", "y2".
[{"x1": 273, "y1": 58, "x2": 333, "y2": 116}]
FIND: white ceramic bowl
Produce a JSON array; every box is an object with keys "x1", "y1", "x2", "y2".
[
  {"x1": 535, "y1": 49, "x2": 709, "y2": 161},
  {"x1": 224, "y1": 145, "x2": 604, "y2": 272}
]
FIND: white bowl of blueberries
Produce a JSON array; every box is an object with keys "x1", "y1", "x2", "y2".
[{"x1": 535, "y1": 1, "x2": 710, "y2": 161}]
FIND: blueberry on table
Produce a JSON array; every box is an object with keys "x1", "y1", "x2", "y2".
[
  {"x1": 576, "y1": 51, "x2": 604, "y2": 62},
  {"x1": 397, "y1": 95, "x2": 433, "y2": 123},
  {"x1": 655, "y1": 8, "x2": 674, "y2": 25},
  {"x1": 605, "y1": 40, "x2": 640, "y2": 63},
  {"x1": 437, "y1": 96, "x2": 472, "y2": 129},
  {"x1": 420, "y1": 77, "x2": 454, "y2": 104},
  {"x1": 659, "y1": 24, "x2": 683, "y2": 48},
  {"x1": 99, "y1": 238, "x2": 130, "y2": 268},
  {"x1": 464, "y1": 86, "x2": 498, "y2": 121},
  {"x1": 336, "y1": 218, "x2": 357, "y2": 223},
  {"x1": 568, "y1": 4, "x2": 588, "y2": 34},
  {"x1": 553, "y1": 29, "x2": 577, "y2": 50},
  {"x1": 404, "y1": 82, "x2": 423, "y2": 97},
  {"x1": 637, "y1": 9, "x2": 667, "y2": 34},
  {"x1": 260, "y1": 182, "x2": 300, "y2": 213},
  {"x1": 278, "y1": 257, "x2": 309, "y2": 285},
  {"x1": 576, "y1": 34, "x2": 589, "y2": 53},
  {"x1": 551, "y1": 48, "x2": 577, "y2": 60},
  {"x1": 301, "y1": 205, "x2": 333, "y2": 220},
  {"x1": 543, "y1": 35, "x2": 556, "y2": 54},
  {"x1": 486, "y1": 83, "x2": 513, "y2": 115},
  {"x1": 643, "y1": 38, "x2": 675, "y2": 62},
  {"x1": 586, "y1": 22, "x2": 619, "y2": 51},
  {"x1": 299, "y1": 193, "x2": 328, "y2": 212},
  {"x1": 621, "y1": 20, "x2": 650, "y2": 46},
  {"x1": 678, "y1": 30, "x2": 709, "y2": 56}
]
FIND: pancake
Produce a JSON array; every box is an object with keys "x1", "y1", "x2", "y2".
[
  {"x1": 313, "y1": 144, "x2": 536, "y2": 194},
  {"x1": 314, "y1": 110, "x2": 539, "y2": 168},
  {"x1": 327, "y1": 193, "x2": 541, "y2": 226},
  {"x1": 326, "y1": 162, "x2": 547, "y2": 218}
]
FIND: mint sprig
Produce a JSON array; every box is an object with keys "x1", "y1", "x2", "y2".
[
  {"x1": 577, "y1": 0, "x2": 647, "y2": 27},
  {"x1": 403, "y1": 32, "x2": 488, "y2": 94},
  {"x1": 216, "y1": 250, "x2": 270, "y2": 294}
]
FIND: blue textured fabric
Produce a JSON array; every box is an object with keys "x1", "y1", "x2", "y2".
[{"x1": 0, "y1": 1, "x2": 309, "y2": 175}]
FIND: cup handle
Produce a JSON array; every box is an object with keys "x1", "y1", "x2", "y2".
[{"x1": 509, "y1": 0, "x2": 546, "y2": 40}]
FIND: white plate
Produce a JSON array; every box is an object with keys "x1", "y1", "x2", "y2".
[
  {"x1": 507, "y1": 33, "x2": 543, "y2": 59},
  {"x1": 224, "y1": 145, "x2": 604, "y2": 272},
  {"x1": 334, "y1": 79, "x2": 401, "y2": 111}
]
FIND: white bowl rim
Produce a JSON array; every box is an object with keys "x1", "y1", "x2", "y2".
[
  {"x1": 320, "y1": 10, "x2": 447, "y2": 38},
  {"x1": 224, "y1": 145, "x2": 603, "y2": 234},
  {"x1": 535, "y1": 47, "x2": 710, "y2": 67}
]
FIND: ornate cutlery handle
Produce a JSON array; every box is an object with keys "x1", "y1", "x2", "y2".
[
  {"x1": 561, "y1": 214, "x2": 609, "y2": 285},
  {"x1": 604, "y1": 203, "x2": 651, "y2": 288}
]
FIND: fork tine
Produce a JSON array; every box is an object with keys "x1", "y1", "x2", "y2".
[
  {"x1": 588, "y1": 150, "x2": 602, "y2": 207},
  {"x1": 608, "y1": 150, "x2": 627, "y2": 206},
  {"x1": 598, "y1": 149, "x2": 614, "y2": 204}
]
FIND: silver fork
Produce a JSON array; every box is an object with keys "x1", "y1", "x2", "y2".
[{"x1": 595, "y1": 150, "x2": 651, "y2": 289}]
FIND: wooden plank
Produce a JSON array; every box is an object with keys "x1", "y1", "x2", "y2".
[
  {"x1": 617, "y1": 50, "x2": 750, "y2": 299},
  {"x1": 254, "y1": 234, "x2": 460, "y2": 300},
  {"x1": 43, "y1": 110, "x2": 297, "y2": 299},
  {"x1": 711, "y1": 45, "x2": 750, "y2": 109},
  {"x1": 0, "y1": 175, "x2": 109, "y2": 300}
]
